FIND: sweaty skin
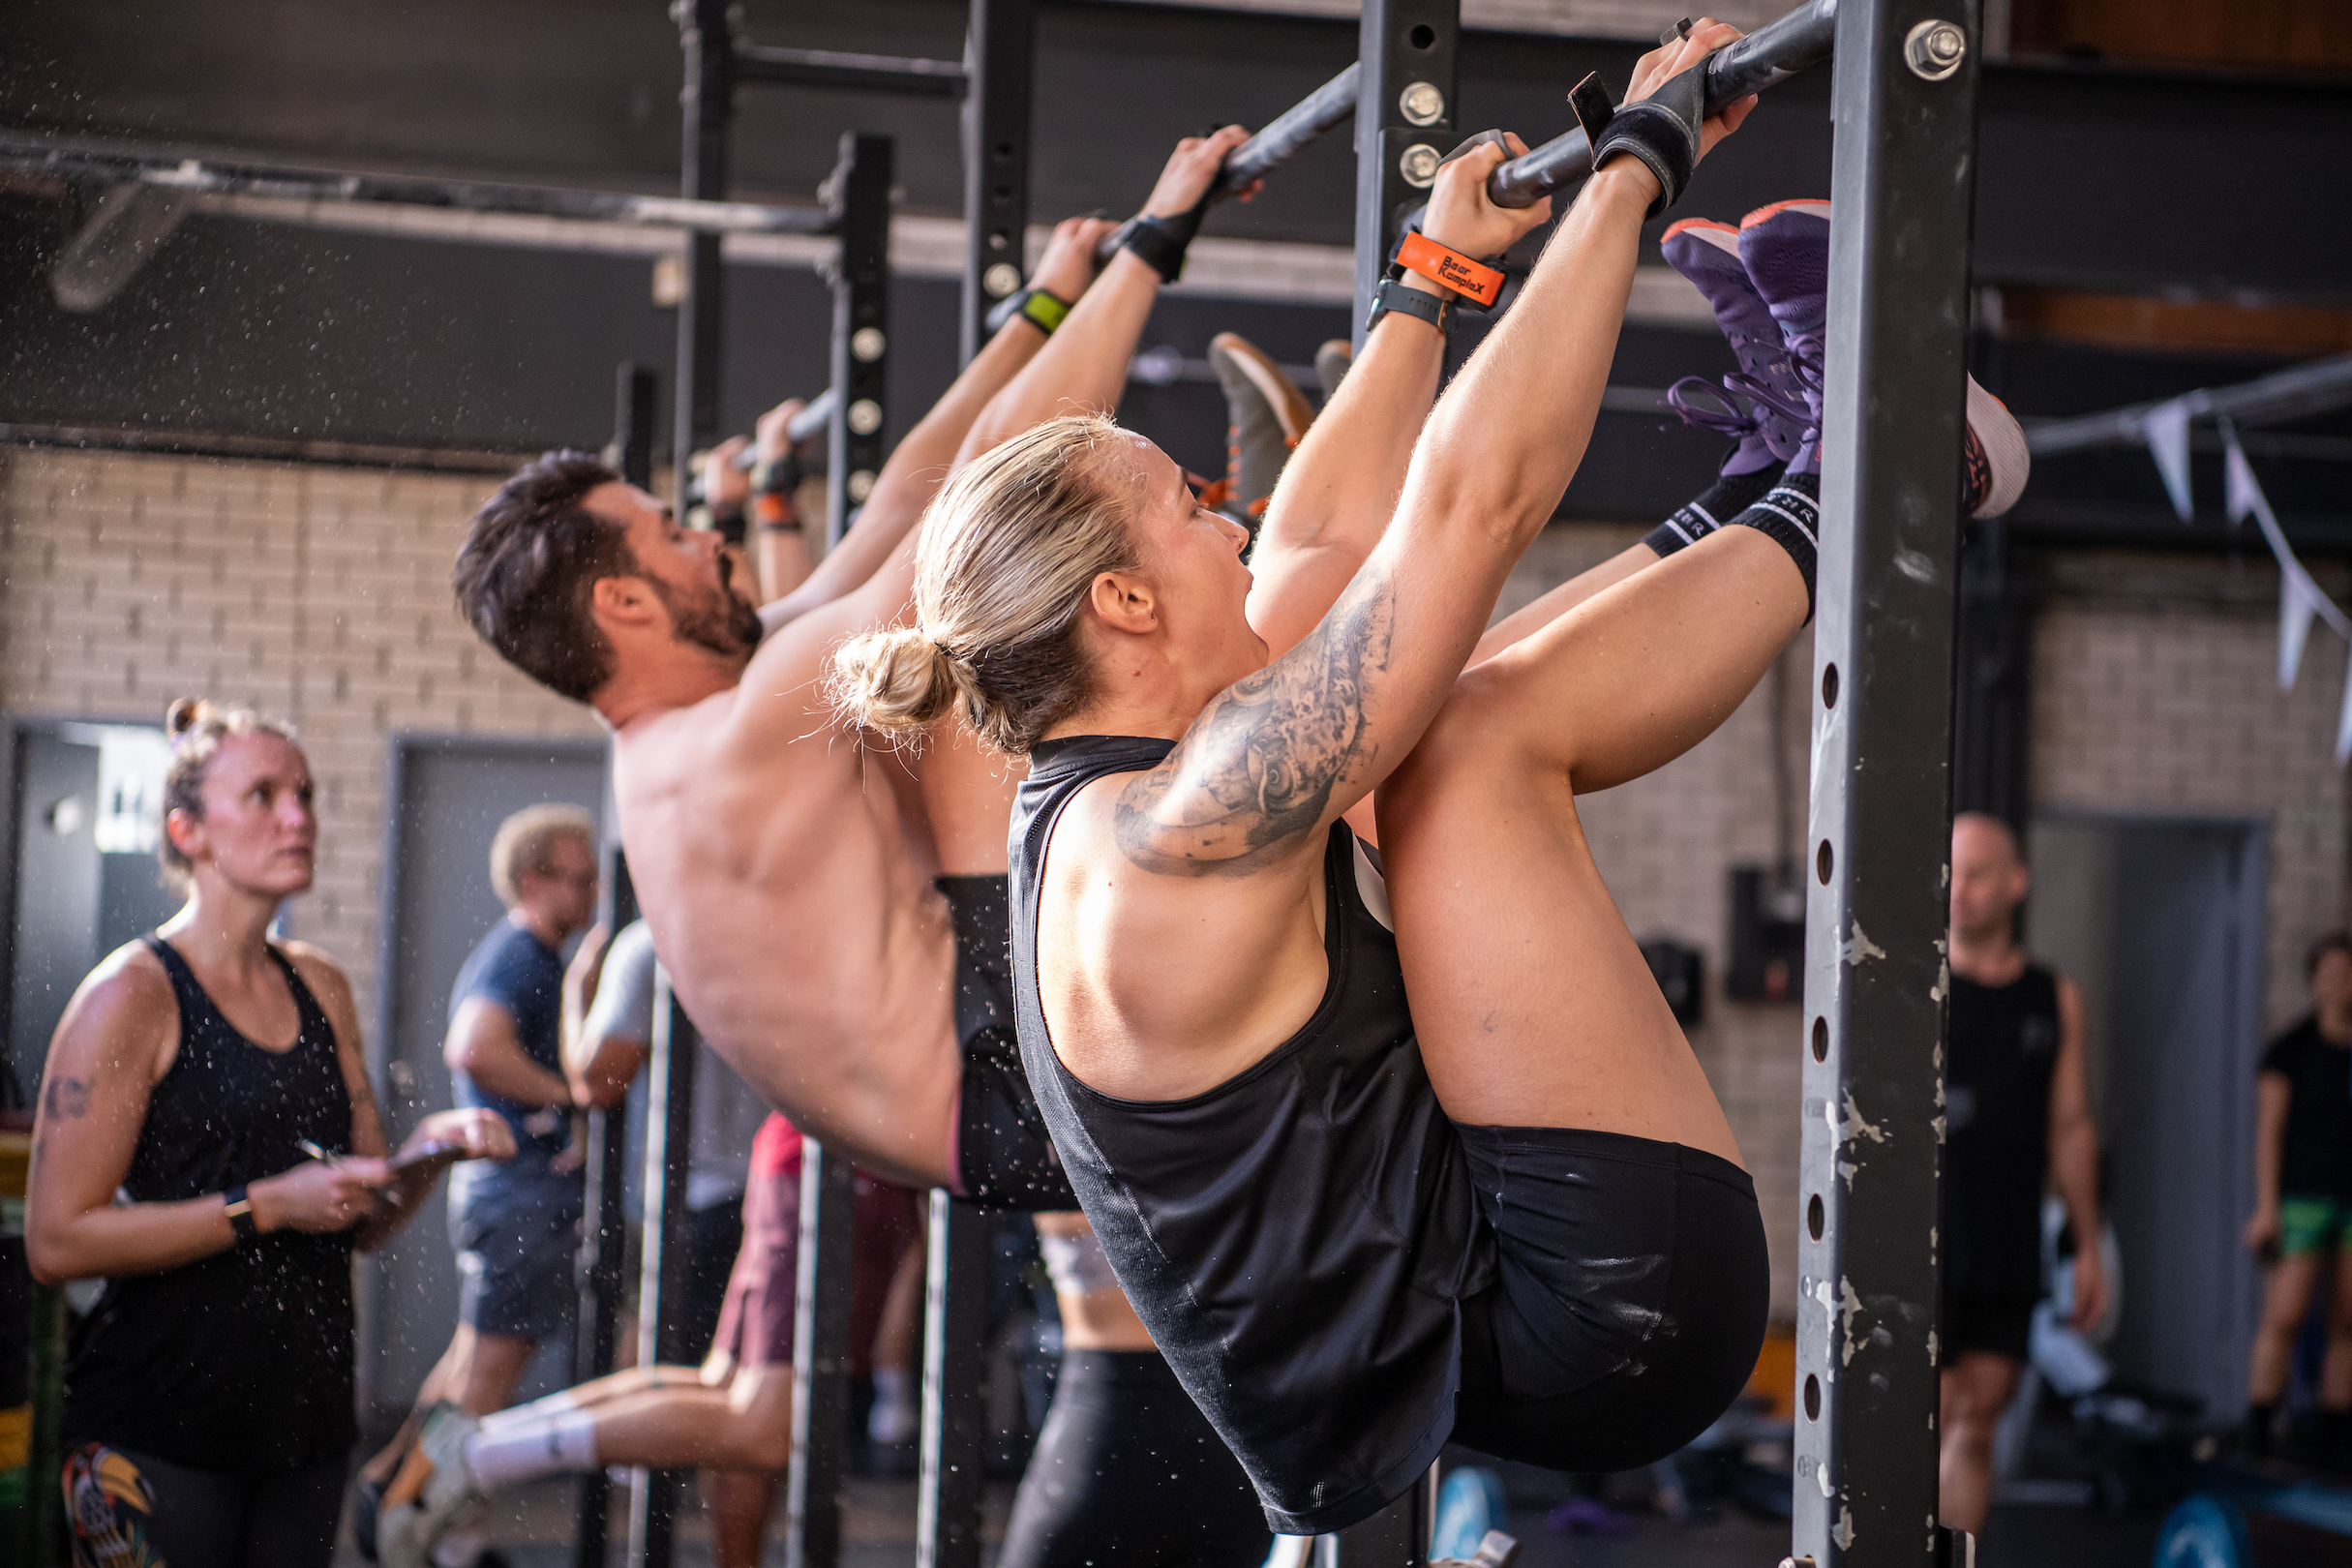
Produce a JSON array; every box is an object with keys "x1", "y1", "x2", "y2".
[
  {"x1": 613, "y1": 647, "x2": 961, "y2": 1189},
  {"x1": 592, "y1": 136, "x2": 1249, "y2": 1187}
]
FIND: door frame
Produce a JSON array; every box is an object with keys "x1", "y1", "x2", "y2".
[
  {"x1": 372, "y1": 729, "x2": 611, "y2": 1124},
  {"x1": 0, "y1": 710, "x2": 152, "y2": 1109},
  {"x1": 2029, "y1": 805, "x2": 2272, "y2": 1416},
  {"x1": 363, "y1": 729, "x2": 609, "y2": 1422}
]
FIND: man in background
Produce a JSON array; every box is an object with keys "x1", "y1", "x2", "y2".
[
  {"x1": 359, "y1": 803, "x2": 600, "y2": 1562},
  {"x1": 2243, "y1": 930, "x2": 2352, "y2": 1462},
  {"x1": 1939, "y1": 812, "x2": 2105, "y2": 1535}
]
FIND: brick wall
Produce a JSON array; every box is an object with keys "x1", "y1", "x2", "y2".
[
  {"x1": 0, "y1": 447, "x2": 605, "y2": 1038},
  {"x1": 2033, "y1": 550, "x2": 2350, "y2": 1032}
]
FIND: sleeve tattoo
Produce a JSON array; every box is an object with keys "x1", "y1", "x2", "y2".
[{"x1": 1113, "y1": 565, "x2": 1395, "y2": 875}]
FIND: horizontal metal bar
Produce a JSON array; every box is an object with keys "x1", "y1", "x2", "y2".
[
  {"x1": 1085, "y1": 61, "x2": 1360, "y2": 265},
  {"x1": 734, "y1": 45, "x2": 967, "y2": 98},
  {"x1": 2024, "y1": 352, "x2": 2352, "y2": 456},
  {"x1": 1124, "y1": 345, "x2": 1672, "y2": 416},
  {"x1": 0, "y1": 420, "x2": 528, "y2": 473},
  {"x1": 0, "y1": 129, "x2": 836, "y2": 235},
  {"x1": 1219, "y1": 62, "x2": 1361, "y2": 195},
  {"x1": 724, "y1": 389, "x2": 837, "y2": 469},
  {"x1": 1488, "y1": 0, "x2": 1838, "y2": 208},
  {"x1": 2005, "y1": 498, "x2": 2352, "y2": 554}
]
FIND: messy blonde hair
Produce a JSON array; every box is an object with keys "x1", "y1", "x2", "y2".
[
  {"x1": 489, "y1": 802, "x2": 596, "y2": 906},
  {"x1": 160, "y1": 699, "x2": 301, "y2": 889},
  {"x1": 830, "y1": 415, "x2": 1143, "y2": 756}
]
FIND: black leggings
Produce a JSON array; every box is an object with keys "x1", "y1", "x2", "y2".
[
  {"x1": 999, "y1": 1349, "x2": 1271, "y2": 1568},
  {"x1": 63, "y1": 1441, "x2": 346, "y2": 1568}
]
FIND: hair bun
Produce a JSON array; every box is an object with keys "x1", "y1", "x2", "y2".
[
  {"x1": 165, "y1": 698, "x2": 208, "y2": 739},
  {"x1": 828, "y1": 625, "x2": 969, "y2": 740}
]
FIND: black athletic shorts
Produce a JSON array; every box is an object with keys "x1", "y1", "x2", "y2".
[
  {"x1": 939, "y1": 876, "x2": 1078, "y2": 1212},
  {"x1": 1450, "y1": 1125, "x2": 1770, "y2": 1474},
  {"x1": 1941, "y1": 1291, "x2": 2035, "y2": 1364}
]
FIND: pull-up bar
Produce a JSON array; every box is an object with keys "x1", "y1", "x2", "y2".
[
  {"x1": 1052, "y1": 60, "x2": 1361, "y2": 282},
  {"x1": 0, "y1": 130, "x2": 837, "y2": 236},
  {"x1": 1485, "y1": 0, "x2": 1837, "y2": 207},
  {"x1": 735, "y1": 45, "x2": 968, "y2": 98},
  {"x1": 1058, "y1": 0, "x2": 1837, "y2": 284}
]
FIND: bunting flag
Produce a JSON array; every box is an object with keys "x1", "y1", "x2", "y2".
[
  {"x1": 2338, "y1": 645, "x2": 2352, "y2": 767},
  {"x1": 2218, "y1": 422, "x2": 2352, "y2": 762},
  {"x1": 2143, "y1": 398, "x2": 2195, "y2": 522}
]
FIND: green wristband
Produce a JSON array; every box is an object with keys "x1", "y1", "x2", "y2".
[{"x1": 1015, "y1": 287, "x2": 1071, "y2": 335}]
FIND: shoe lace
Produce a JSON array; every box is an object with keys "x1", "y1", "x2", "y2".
[
  {"x1": 1727, "y1": 346, "x2": 1825, "y2": 447},
  {"x1": 1664, "y1": 376, "x2": 1762, "y2": 439}
]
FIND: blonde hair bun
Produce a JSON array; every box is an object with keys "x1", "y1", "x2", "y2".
[{"x1": 829, "y1": 626, "x2": 969, "y2": 740}]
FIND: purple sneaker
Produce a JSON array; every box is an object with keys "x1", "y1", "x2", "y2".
[
  {"x1": 1735, "y1": 198, "x2": 1832, "y2": 475},
  {"x1": 1739, "y1": 197, "x2": 2031, "y2": 514},
  {"x1": 1661, "y1": 217, "x2": 1810, "y2": 475}
]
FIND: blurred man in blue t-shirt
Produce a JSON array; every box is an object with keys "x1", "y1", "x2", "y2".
[{"x1": 357, "y1": 804, "x2": 599, "y2": 1539}]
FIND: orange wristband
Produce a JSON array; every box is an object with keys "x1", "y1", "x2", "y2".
[{"x1": 1395, "y1": 231, "x2": 1506, "y2": 309}]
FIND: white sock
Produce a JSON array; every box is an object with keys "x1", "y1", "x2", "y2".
[
  {"x1": 869, "y1": 1367, "x2": 918, "y2": 1444},
  {"x1": 462, "y1": 1408, "x2": 599, "y2": 1491},
  {"x1": 473, "y1": 1388, "x2": 578, "y2": 1436}
]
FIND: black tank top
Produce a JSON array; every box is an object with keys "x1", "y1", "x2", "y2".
[
  {"x1": 62, "y1": 936, "x2": 360, "y2": 1470},
  {"x1": 1010, "y1": 736, "x2": 1490, "y2": 1534},
  {"x1": 1942, "y1": 963, "x2": 2061, "y2": 1298}
]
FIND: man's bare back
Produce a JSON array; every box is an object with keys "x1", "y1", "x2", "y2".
[{"x1": 615, "y1": 677, "x2": 959, "y2": 1191}]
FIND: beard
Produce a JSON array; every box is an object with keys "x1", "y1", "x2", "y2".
[{"x1": 653, "y1": 552, "x2": 765, "y2": 660}]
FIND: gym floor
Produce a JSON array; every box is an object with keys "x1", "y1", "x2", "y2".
[{"x1": 329, "y1": 1477, "x2": 2168, "y2": 1566}]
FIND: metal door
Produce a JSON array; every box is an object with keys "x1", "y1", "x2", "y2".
[
  {"x1": 7, "y1": 731, "x2": 103, "y2": 1103},
  {"x1": 363, "y1": 733, "x2": 607, "y2": 1422},
  {"x1": 2029, "y1": 813, "x2": 2269, "y2": 1420}
]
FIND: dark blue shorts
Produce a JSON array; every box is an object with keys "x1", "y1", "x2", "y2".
[{"x1": 450, "y1": 1172, "x2": 583, "y2": 1342}]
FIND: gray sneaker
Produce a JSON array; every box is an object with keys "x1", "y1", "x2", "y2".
[
  {"x1": 377, "y1": 1402, "x2": 484, "y2": 1568},
  {"x1": 1207, "y1": 332, "x2": 1315, "y2": 534},
  {"x1": 1313, "y1": 339, "x2": 1352, "y2": 405}
]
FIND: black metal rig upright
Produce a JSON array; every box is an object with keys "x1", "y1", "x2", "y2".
[{"x1": 1795, "y1": 0, "x2": 1983, "y2": 1564}]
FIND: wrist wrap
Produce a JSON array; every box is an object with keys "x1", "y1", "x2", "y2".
[
  {"x1": 1115, "y1": 200, "x2": 1206, "y2": 284},
  {"x1": 1573, "y1": 64, "x2": 1707, "y2": 219},
  {"x1": 1394, "y1": 231, "x2": 1507, "y2": 310},
  {"x1": 752, "y1": 450, "x2": 804, "y2": 500}
]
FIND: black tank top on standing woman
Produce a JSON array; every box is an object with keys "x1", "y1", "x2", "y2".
[
  {"x1": 62, "y1": 936, "x2": 360, "y2": 1470},
  {"x1": 1010, "y1": 737, "x2": 1491, "y2": 1535}
]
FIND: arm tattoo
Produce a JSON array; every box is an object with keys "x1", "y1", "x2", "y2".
[
  {"x1": 43, "y1": 1075, "x2": 90, "y2": 1121},
  {"x1": 1114, "y1": 564, "x2": 1394, "y2": 876}
]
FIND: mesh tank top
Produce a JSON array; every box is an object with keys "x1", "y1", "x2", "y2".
[
  {"x1": 1010, "y1": 736, "x2": 1490, "y2": 1534},
  {"x1": 62, "y1": 936, "x2": 359, "y2": 1470}
]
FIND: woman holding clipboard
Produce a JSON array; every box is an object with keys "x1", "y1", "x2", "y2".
[{"x1": 26, "y1": 700, "x2": 512, "y2": 1568}]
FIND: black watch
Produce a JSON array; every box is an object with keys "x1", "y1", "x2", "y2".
[
  {"x1": 1363, "y1": 276, "x2": 1453, "y2": 337},
  {"x1": 224, "y1": 1185, "x2": 258, "y2": 1246}
]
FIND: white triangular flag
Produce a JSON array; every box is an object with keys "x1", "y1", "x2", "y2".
[
  {"x1": 2224, "y1": 432, "x2": 2263, "y2": 528},
  {"x1": 2281, "y1": 570, "x2": 2320, "y2": 690},
  {"x1": 2337, "y1": 642, "x2": 2352, "y2": 765},
  {"x1": 2145, "y1": 400, "x2": 2194, "y2": 521}
]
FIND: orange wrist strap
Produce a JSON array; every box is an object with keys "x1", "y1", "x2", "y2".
[{"x1": 1395, "y1": 231, "x2": 1505, "y2": 309}]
